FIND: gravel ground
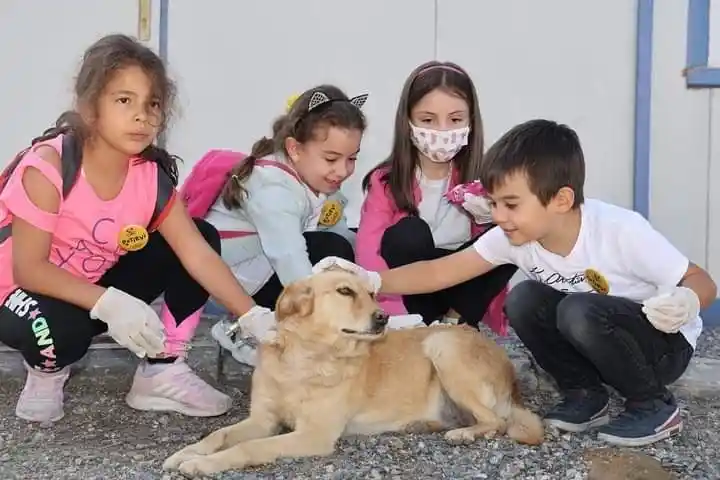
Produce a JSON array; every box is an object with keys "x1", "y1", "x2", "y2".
[{"x1": 1, "y1": 327, "x2": 719, "y2": 480}]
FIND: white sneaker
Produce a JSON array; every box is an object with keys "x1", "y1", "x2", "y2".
[
  {"x1": 15, "y1": 364, "x2": 70, "y2": 423},
  {"x1": 211, "y1": 320, "x2": 259, "y2": 367},
  {"x1": 126, "y1": 359, "x2": 232, "y2": 417}
]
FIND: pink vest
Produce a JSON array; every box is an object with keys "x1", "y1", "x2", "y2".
[
  {"x1": 0, "y1": 135, "x2": 169, "y2": 302},
  {"x1": 357, "y1": 166, "x2": 509, "y2": 335}
]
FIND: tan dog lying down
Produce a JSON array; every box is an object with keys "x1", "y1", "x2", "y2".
[{"x1": 163, "y1": 270, "x2": 544, "y2": 477}]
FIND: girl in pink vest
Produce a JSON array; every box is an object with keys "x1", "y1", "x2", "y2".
[
  {"x1": 356, "y1": 61, "x2": 517, "y2": 334},
  {"x1": 0, "y1": 34, "x2": 274, "y2": 423}
]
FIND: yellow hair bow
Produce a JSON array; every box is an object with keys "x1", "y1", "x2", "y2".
[{"x1": 286, "y1": 93, "x2": 300, "y2": 113}]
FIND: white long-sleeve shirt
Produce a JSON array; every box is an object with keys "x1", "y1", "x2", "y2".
[{"x1": 204, "y1": 158, "x2": 355, "y2": 295}]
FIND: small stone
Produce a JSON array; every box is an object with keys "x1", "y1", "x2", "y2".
[
  {"x1": 585, "y1": 448, "x2": 675, "y2": 480},
  {"x1": 490, "y1": 453, "x2": 504, "y2": 465},
  {"x1": 388, "y1": 437, "x2": 404, "y2": 449}
]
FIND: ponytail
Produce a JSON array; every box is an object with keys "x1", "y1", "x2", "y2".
[
  {"x1": 220, "y1": 114, "x2": 288, "y2": 209},
  {"x1": 140, "y1": 144, "x2": 180, "y2": 186},
  {"x1": 220, "y1": 136, "x2": 275, "y2": 209}
]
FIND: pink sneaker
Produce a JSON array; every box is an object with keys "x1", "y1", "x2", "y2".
[
  {"x1": 125, "y1": 359, "x2": 232, "y2": 417},
  {"x1": 15, "y1": 364, "x2": 70, "y2": 423}
]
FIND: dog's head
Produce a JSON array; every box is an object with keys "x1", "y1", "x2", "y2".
[{"x1": 275, "y1": 269, "x2": 389, "y2": 345}]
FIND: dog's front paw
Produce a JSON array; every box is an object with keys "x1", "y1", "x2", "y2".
[
  {"x1": 444, "y1": 426, "x2": 496, "y2": 445},
  {"x1": 178, "y1": 456, "x2": 226, "y2": 477},
  {"x1": 163, "y1": 447, "x2": 205, "y2": 471}
]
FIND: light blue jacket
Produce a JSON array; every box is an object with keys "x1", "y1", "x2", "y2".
[{"x1": 204, "y1": 160, "x2": 355, "y2": 290}]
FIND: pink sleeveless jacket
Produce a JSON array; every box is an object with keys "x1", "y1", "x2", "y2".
[
  {"x1": 357, "y1": 166, "x2": 509, "y2": 335},
  {"x1": 0, "y1": 134, "x2": 175, "y2": 303}
]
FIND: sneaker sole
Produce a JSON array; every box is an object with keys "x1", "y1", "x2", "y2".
[
  {"x1": 15, "y1": 409, "x2": 64, "y2": 423},
  {"x1": 125, "y1": 393, "x2": 231, "y2": 417},
  {"x1": 545, "y1": 414, "x2": 610, "y2": 433},
  {"x1": 597, "y1": 421, "x2": 683, "y2": 447}
]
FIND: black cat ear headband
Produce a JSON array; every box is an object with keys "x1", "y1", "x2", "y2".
[
  {"x1": 306, "y1": 91, "x2": 369, "y2": 111},
  {"x1": 287, "y1": 91, "x2": 369, "y2": 116}
]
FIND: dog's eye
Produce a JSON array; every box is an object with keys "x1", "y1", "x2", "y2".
[{"x1": 336, "y1": 286, "x2": 356, "y2": 297}]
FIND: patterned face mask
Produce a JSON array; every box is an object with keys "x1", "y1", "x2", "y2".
[{"x1": 409, "y1": 123, "x2": 470, "y2": 163}]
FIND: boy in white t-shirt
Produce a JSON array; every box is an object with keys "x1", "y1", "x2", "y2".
[{"x1": 313, "y1": 119, "x2": 717, "y2": 447}]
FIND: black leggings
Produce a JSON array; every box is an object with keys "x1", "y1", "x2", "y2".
[
  {"x1": 380, "y1": 216, "x2": 517, "y2": 326},
  {"x1": 506, "y1": 280, "x2": 693, "y2": 402},
  {"x1": 252, "y1": 231, "x2": 354, "y2": 308},
  {"x1": 0, "y1": 218, "x2": 220, "y2": 372}
]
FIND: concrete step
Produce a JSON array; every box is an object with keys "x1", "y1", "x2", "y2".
[{"x1": 0, "y1": 315, "x2": 227, "y2": 376}]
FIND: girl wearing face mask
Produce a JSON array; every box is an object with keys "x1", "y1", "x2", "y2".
[
  {"x1": 356, "y1": 61, "x2": 517, "y2": 333},
  {"x1": 198, "y1": 85, "x2": 367, "y2": 364}
]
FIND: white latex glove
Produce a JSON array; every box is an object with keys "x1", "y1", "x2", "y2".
[
  {"x1": 227, "y1": 305, "x2": 277, "y2": 344},
  {"x1": 461, "y1": 192, "x2": 494, "y2": 225},
  {"x1": 641, "y1": 286, "x2": 700, "y2": 334},
  {"x1": 387, "y1": 314, "x2": 426, "y2": 329},
  {"x1": 89, "y1": 287, "x2": 166, "y2": 358},
  {"x1": 312, "y1": 256, "x2": 382, "y2": 294}
]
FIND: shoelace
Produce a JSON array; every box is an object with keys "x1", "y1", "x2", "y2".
[
  {"x1": 556, "y1": 390, "x2": 605, "y2": 415},
  {"x1": 556, "y1": 398, "x2": 587, "y2": 415},
  {"x1": 223, "y1": 319, "x2": 260, "y2": 349},
  {"x1": 173, "y1": 363, "x2": 210, "y2": 388},
  {"x1": 617, "y1": 400, "x2": 665, "y2": 422},
  {"x1": 154, "y1": 362, "x2": 216, "y2": 403}
]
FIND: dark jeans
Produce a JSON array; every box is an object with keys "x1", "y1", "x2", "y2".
[
  {"x1": 505, "y1": 280, "x2": 694, "y2": 402},
  {"x1": 0, "y1": 218, "x2": 220, "y2": 372},
  {"x1": 252, "y1": 230, "x2": 354, "y2": 308},
  {"x1": 380, "y1": 216, "x2": 517, "y2": 326}
]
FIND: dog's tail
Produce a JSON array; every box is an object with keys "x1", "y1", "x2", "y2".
[{"x1": 505, "y1": 381, "x2": 544, "y2": 445}]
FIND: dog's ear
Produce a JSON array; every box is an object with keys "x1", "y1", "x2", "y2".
[{"x1": 276, "y1": 281, "x2": 314, "y2": 320}]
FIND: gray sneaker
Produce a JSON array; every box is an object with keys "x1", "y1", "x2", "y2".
[
  {"x1": 544, "y1": 388, "x2": 610, "y2": 433},
  {"x1": 211, "y1": 320, "x2": 258, "y2": 367}
]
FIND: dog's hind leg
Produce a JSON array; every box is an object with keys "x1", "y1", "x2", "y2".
[
  {"x1": 163, "y1": 413, "x2": 279, "y2": 471},
  {"x1": 422, "y1": 330, "x2": 506, "y2": 445}
]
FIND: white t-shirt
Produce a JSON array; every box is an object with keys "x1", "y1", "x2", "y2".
[
  {"x1": 473, "y1": 198, "x2": 702, "y2": 348},
  {"x1": 417, "y1": 173, "x2": 471, "y2": 250}
]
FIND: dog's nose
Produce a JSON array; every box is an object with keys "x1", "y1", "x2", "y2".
[{"x1": 372, "y1": 310, "x2": 389, "y2": 326}]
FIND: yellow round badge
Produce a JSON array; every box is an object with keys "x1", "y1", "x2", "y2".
[
  {"x1": 319, "y1": 199, "x2": 343, "y2": 227},
  {"x1": 584, "y1": 268, "x2": 609, "y2": 295},
  {"x1": 118, "y1": 225, "x2": 149, "y2": 252}
]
